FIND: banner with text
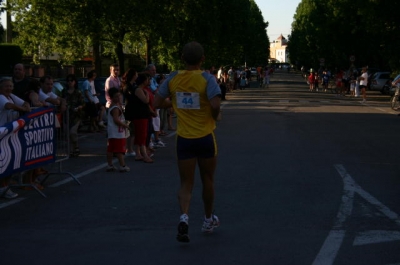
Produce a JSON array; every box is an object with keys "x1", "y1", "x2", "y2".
[{"x1": 0, "y1": 107, "x2": 57, "y2": 178}]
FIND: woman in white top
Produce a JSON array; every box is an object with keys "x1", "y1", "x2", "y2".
[{"x1": 0, "y1": 78, "x2": 31, "y2": 199}]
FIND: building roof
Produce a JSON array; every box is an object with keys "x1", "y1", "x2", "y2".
[{"x1": 277, "y1": 34, "x2": 286, "y2": 40}]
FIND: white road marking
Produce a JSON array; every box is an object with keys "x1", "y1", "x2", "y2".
[
  {"x1": 48, "y1": 161, "x2": 116, "y2": 188},
  {"x1": 313, "y1": 164, "x2": 400, "y2": 265},
  {"x1": 353, "y1": 230, "x2": 400, "y2": 246},
  {"x1": 0, "y1": 197, "x2": 26, "y2": 209},
  {"x1": 312, "y1": 164, "x2": 355, "y2": 265}
]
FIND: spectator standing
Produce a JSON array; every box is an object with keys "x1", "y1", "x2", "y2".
[
  {"x1": 12, "y1": 63, "x2": 30, "y2": 99},
  {"x1": 239, "y1": 73, "x2": 247, "y2": 90},
  {"x1": 322, "y1": 70, "x2": 329, "y2": 92},
  {"x1": 227, "y1": 67, "x2": 234, "y2": 92},
  {"x1": 62, "y1": 74, "x2": 85, "y2": 157},
  {"x1": 0, "y1": 78, "x2": 31, "y2": 199},
  {"x1": 105, "y1": 63, "x2": 121, "y2": 108},
  {"x1": 314, "y1": 73, "x2": 319, "y2": 92},
  {"x1": 263, "y1": 67, "x2": 271, "y2": 88},
  {"x1": 82, "y1": 70, "x2": 106, "y2": 132},
  {"x1": 349, "y1": 75, "x2": 356, "y2": 97},
  {"x1": 25, "y1": 79, "x2": 45, "y2": 107},
  {"x1": 157, "y1": 74, "x2": 169, "y2": 136},
  {"x1": 122, "y1": 68, "x2": 138, "y2": 156},
  {"x1": 335, "y1": 69, "x2": 344, "y2": 96},
  {"x1": 245, "y1": 67, "x2": 251, "y2": 83},
  {"x1": 359, "y1": 67, "x2": 368, "y2": 102},
  {"x1": 38, "y1": 76, "x2": 66, "y2": 111},
  {"x1": 106, "y1": 87, "x2": 130, "y2": 172},
  {"x1": 217, "y1": 66, "x2": 223, "y2": 82},
  {"x1": 146, "y1": 64, "x2": 166, "y2": 148},
  {"x1": 131, "y1": 73, "x2": 154, "y2": 163},
  {"x1": 235, "y1": 68, "x2": 241, "y2": 90},
  {"x1": 155, "y1": 41, "x2": 221, "y2": 243}
]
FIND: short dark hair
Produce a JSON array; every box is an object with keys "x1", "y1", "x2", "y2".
[
  {"x1": 136, "y1": 72, "x2": 150, "y2": 86},
  {"x1": 40, "y1": 75, "x2": 53, "y2": 84},
  {"x1": 108, "y1": 87, "x2": 120, "y2": 98},
  {"x1": 87, "y1": 70, "x2": 96, "y2": 79},
  {"x1": 182, "y1": 41, "x2": 204, "y2": 65},
  {"x1": 110, "y1": 63, "x2": 119, "y2": 69},
  {"x1": 27, "y1": 78, "x2": 41, "y2": 93}
]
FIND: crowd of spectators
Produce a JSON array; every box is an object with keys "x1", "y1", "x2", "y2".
[
  {"x1": 306, "y1": 66, "x2": 369, "y2": 102},
  {"x1": 0, "y1": 62, "x2": 174, "y2": 199}
]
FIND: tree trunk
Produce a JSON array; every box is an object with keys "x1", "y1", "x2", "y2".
[
  {"x1": 146, "y1": 38, "x2": 151, "y2": 66},
  {"x1": 116, "y1": 41, "x2": 125, "y2": 74},
  {"x1": 92, "y1": 36, "x2": 102, "y2": 75}
]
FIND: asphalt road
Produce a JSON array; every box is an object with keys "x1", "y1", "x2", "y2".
[{"x1": 1, "y1": 70, "x2": 400, "y2": 265}]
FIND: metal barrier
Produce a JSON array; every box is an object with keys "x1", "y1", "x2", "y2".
[
  {"x1": 10, "y1": 106, "x2": 81, "y2": 198},
  {"x1": 40, "y1": 107, "x2": 81, "y2": 188}
]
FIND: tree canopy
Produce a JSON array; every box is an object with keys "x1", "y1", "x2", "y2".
[
  {"x1": 289, "y1": 0, "x2": 400, "y2": 73},
  {"x1": 6, "y1": 0, "x2": 270, "y2": 73}
]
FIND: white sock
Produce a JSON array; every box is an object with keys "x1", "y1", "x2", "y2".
[
  {"x1": 205, "y1": 216, "x2": 213, "y2": 223},
  {"x1": 180, "y1": 214, "x2": 189, "y2": 224}
]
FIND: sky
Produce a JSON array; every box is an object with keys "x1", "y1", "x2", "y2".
[{"x1": 254, "y1": 0, "x2": 301, "y2": 41}]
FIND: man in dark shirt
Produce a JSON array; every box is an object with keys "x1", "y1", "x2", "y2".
[{"x1": 12, "y1": 63, "x2": 30, "y2": 99}]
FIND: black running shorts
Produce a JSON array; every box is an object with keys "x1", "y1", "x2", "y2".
[{"x1": 176, "y1": 133, "x2": 217, "y2": 160}]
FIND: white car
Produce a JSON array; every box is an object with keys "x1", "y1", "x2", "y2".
[{"x1": 369, "y1": 72, "x2": 390, "y2": 93}]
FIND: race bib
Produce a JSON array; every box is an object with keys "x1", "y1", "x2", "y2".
[{"x1": 176, "y1": 92, "x2": 200, "y2": 109}]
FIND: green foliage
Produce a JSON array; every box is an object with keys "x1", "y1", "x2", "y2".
[
  {"x1": 8, "y1": 0, "x2": 270, "y2": 72},
  {"x1": 289, "y1": 0, "x2": 400, "y2": 72},
  {"x1": 0, "y1": 44, "x2": 23, "y2": 74}
]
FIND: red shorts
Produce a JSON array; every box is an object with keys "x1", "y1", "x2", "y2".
[
  {"x1": 107, "y1": 138, "x2": 126, "y2": 153},
  {"x1": 133, "y1": 119, "x2": 148, "y2": 146}
]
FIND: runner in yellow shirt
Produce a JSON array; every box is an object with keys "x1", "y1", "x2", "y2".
[{"x1": 155, "y1": 41, "x2": 221, "y2": 243}]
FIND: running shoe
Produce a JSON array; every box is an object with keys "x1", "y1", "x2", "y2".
[
  {"x1": 125, "y1": 151, "x2": 136, "y2": 157},
  {"x1": 106, "y1": 165, "x2": 116, "y2": 172},
  {"x1": 176, "y1": 222, "x2": 190, "y2": 243},
  {"x1": 0, "y1": 187, "x2": 18, "y2": 199},
  {"x1": 98, "y1": 121, "x2": 106, "y2": 128},
  {"x1": 155, "y1": 140, "x2": 166, "y2": 148},
  {"x1": 119, "y1": 165, "x2": 130, "y2": 172},
  {"x1": 201, "y1": 214, "x2": 220, "y2": 233}
]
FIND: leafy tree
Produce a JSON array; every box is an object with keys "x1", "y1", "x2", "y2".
[
  {"x1": 8, "y1": 0, "x2": 270, "y2": 73},
  {"x1": 289, "y1": 0, "x2": 400, "y2": 72}
]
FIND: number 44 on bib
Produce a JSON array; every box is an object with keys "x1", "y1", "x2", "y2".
[{"x1": 176, "y1": 92, "x2": 200, "y2": 109}]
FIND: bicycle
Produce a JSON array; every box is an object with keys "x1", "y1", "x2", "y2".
[{"x1": 390, "y1": 86, "x2": 400, "y2": 110}]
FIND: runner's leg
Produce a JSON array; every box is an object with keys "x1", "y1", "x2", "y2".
[
  {"x1": 198, "y1": 156, "x2": 217, "y2": 218},
  {"x1": 177, "y1": 158, "x2": 197, "y2": 214}
]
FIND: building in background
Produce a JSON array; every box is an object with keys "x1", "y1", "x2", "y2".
[{"x1": 269, "y1": 34, "x2": 289, "y2": 63}]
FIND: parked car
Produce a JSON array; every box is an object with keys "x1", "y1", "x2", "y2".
[
  {"x1": 52, "y1": 81, "x2": 64, "y2": 97},
  {"x1": 369, "y1": 72, "x2": 391, "y2": 93},
  {"x1": 250, "y1": 67, "x2": 257, "y2": 76}
]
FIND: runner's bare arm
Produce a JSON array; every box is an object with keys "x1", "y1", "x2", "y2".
[
  {"x1": 209, "y1": 96, "x2": 221, "y2": 121},
  {"x1": 154, "y1": 93, "x2": 172, "y2": 109}
]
